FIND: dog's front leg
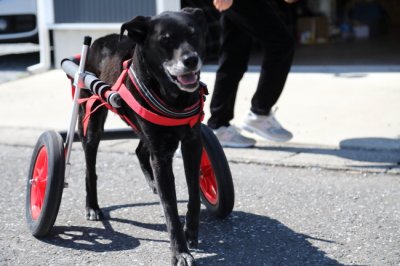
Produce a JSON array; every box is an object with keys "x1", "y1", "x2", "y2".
[
  {"x1": 181, "y1": 136, "x2": 202, "y2": 249},
  {"x1": 150, "y1": 154, "x2": 195, "y2": 266}
]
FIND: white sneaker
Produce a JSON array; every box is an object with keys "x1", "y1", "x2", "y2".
[
  {"x1": 242, "y1": 109, "x2": 293, "y2": 142},
  {"x1": 213, "y1": 125, "x2": 256, "y2": 148}
]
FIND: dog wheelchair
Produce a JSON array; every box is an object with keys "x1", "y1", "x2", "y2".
[{"x1": 25, "y1": 36, "x2": 235, "y2": 237}]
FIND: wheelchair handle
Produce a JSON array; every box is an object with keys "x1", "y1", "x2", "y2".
[{"x1": 61, "y1": 58, "x2": 121, "y2": 108}]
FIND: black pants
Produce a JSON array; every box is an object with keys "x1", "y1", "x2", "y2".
[{"x1": 207, "y1": 0, "x2": 295, "y2": 129}]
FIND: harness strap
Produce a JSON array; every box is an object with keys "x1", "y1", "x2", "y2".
[
  {"x1": 79, "y1": 92, "x2": 140, "y2": 137},
  {"x1": 129, "y1": 66, "x2": 200, "y2": 118},
  {"x1": 118, "y1": 83, "x2": 203, "y2": 128},
  {"x1": 78, "y1": 96, "x2": 108, "y2": 137},
  {"x1": 79, "y1": 59, "x2": 205, "y2": 136}
]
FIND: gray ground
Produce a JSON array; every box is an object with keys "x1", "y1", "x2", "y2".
[{"x1": 0, "y1": 143, "x2": 399, "y2": 266}]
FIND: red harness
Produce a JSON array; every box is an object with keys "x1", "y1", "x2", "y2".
[{"x1": 79, "y1": 60, "x2": 207, "y2": 136}]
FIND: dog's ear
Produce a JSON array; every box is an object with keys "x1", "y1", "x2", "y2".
[
  {"x1": 120, "y1": 16, "x2": 150, "y2": 44},
  {"x1": 181, "y1": 7, "x2": 207, "y2": 32}
]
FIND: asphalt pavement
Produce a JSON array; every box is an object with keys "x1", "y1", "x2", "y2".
[{"x1": 1, "y1": 144, "x2": 399, "y2": 265}]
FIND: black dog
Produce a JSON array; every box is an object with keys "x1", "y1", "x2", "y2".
[{"x1": 79, "y1": 8, "x2": 207, "y2": 266}]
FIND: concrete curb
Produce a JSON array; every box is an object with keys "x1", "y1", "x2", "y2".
[{"x1": 0, "y1": 69, "x2": 399, "y2": 175}]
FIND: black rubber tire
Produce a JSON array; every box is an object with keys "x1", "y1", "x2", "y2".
[
  {"x1": 26, "y1": 130, "x2": 65, "y2": 237},
  {"x1": 200, "y1": 124, "x2": 234, "y2": 218}
]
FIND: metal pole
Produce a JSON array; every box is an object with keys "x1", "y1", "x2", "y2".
[
  {"x1": 63, "y1": 36, "x2": 92, "y2": 187},
  {"x1": 27, "y1": 0, "x2": 53, "y2": 73}
]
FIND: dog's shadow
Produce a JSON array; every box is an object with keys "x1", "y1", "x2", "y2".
[
  {"x1": 41, "y1": 225, "x2": 140, "y2": 252},
  {"x1": 43, "y1": 202, "x2": 344, "y2": 265},
  {"x1": 196, "y1": 210, "x2": 344, "y2": 266},
  {"x1": 41, "y1": 202, "x2": 166, "y2": 252}
]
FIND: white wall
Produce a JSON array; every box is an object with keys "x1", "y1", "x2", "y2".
[
  {"x1": 50, "y1": 24, "x2": 120, "y2": 67},
  {"x1": 31, "y1": 0, "x2": 181, "y2": 71}
]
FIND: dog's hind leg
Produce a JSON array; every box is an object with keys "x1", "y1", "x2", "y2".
[
  {"x1": 136, "y1": 140, "x2": 157, "y2": 194},
  {"x1": 181, "y1": 135, "x2": 202, "y2": 249},
  {"x1": 78, "y1": 96, "x2": 108, "y2": 221}
]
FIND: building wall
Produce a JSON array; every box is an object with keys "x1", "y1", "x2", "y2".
[
  {"x1": 50, "y1": 0, "x2": 159, "y2": 67},
  {"x1": 52, "y1": 25, "x2": 120, "y2": 67},
  {"x1": 53, "y1": 0, "x2": 155, "y2": 23}
]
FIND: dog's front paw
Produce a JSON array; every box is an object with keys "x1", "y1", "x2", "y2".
[
  {"x1": 86, "y1": 207, "x2": 104, "y2": 221},
  {"x1": 172, "y1": 252, "x2": 195, "y2": 266}
]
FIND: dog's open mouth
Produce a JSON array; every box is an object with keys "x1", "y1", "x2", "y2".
[
  {"x1": 169, "y1": 71, "x2": 200, "y2": 92},
  {"x1": 176, "y1": 72, "x2": 198, "y2": 86}
]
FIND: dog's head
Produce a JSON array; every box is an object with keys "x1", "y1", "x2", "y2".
[{"x1": 120, "y1": 8, "x2": 207, "y2": 93}]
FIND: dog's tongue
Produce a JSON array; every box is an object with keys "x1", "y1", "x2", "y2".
[{"x1": 177, "y1": 72, "x2": 197, "y2": 85}]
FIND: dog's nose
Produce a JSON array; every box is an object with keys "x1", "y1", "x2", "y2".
[{"x1": 182, "y1": 54, "x2": 199, "y2": 69}]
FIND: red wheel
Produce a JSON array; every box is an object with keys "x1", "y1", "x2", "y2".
[
  {"x1": 200, "y1": 124, "x2": 234, "y2": 218},
  {"x1": 26, "y1": 131, "x2": 65, "y2": 237},
  {"x1": 30, "y1": 146, "x2": 49, "y2": 220},
  {"x1": 199, "y1": 149, "x2": 218, "y2": 205}
]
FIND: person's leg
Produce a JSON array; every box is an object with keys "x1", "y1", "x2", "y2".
[
  {"x1": 226, "y1": 0, "x2": 295, "y2": 115},
  {"x1": 207, "y1": 9, "x2": 256, "y2": 148},
  {"x1": 207, "y1": 10, "x2": 252, "y2": 129},
  {"x1": 251, "y1": 1, "x2": 295, "y2": 114},
  {"x1": 224, "y1": 0, "x2": 295, "y2": 142}
]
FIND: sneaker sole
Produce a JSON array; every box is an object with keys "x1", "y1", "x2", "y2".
[
  {"x1": 219, "y1": 140, "x2": 255, "y2": 148},
  {"x1": 242, "y1": 124, "x2": 292, "y2": 142}
]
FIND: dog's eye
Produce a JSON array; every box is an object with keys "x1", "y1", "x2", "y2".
[
  {"x1": 186, "y1": 26, "x2": 198, "y2": 40},
  {"x1": 159, "y1": 33, "x2": 171, "y2": 45}
]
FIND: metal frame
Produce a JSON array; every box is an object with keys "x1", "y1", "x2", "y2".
[{"x1": 63, "y1": 36, "x2": 91, "y2": 182}]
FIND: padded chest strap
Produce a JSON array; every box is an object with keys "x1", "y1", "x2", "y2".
[{"x1": 80, "y1": 59, "x2": 205, "y2": 136}]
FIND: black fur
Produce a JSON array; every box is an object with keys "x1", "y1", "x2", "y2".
[{"x1": 79, "y1": 8, "x2": 207, "y2": 266}]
